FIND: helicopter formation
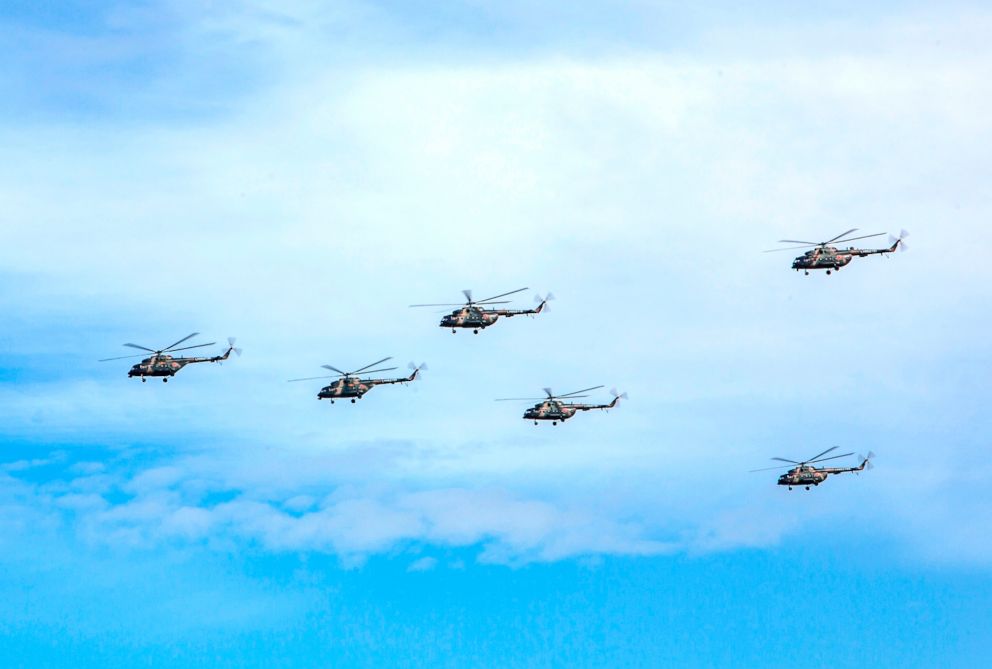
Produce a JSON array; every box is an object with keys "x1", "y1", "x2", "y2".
[
  {"x1": 97, "y1": 226, "x2": 906, "y2": 491},
  {"x1": 98, "y1": 288, "x2": 623, "y2": 426}
]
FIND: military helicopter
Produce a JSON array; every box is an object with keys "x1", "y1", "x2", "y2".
[
  {"x1": 496, "y1": 385, "x2": 627, "y2": 425},
  {"x1": 410, "y1": 288, "x2": 552, "y2": 334},
  {"x1": 766, "y1": 229, "x2": 909, "y2": 275},
  {"x1": 288, "y1": 357, "x2": 426, "y2": 403},
  {"x1": 100, "y1": 333, "x2": 241, "y2": 382},
  {"x1": 751, "y1": 447, "x2": 875, "y2": 490}
]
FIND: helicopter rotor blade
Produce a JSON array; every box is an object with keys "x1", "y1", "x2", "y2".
[
  {"x1": 777, "y1": 239, "x2": 821, "y2": 246},
  {"x1": 750, "y1": 464, "x2": 796, "y2": 472},
  {"x1": 763, "y1": 245, "x2": 818, "y2": 253},
  {"x1": 409, "y1": 303, "x2": 465, "y2": 308},
  {"x1": 771, "y1": 457, "x2": 801, "y2": 464},
  {"x1": 123, "y1": 343, "x2": 157, "y2": 353},
  {"x1": 805, "y1": 446, "x2": 839, "y2": 463},
  {"x1": 98, "y1": 353, "x2": 149, "y2": 362},
  {"x1": 476, "y1": 287, "x2": 529, "y2": 304},
  {"x1": 832, "y1": 232, "x2": 886, "y2": 245},
  {"x1": 557, "y1": 385, "x2": 605, "y2": 398},
  {"x1": 168, "y1": 342, "x2": 216, "y2": 354},
  {"x1": 462, "y1": 289, "x2": 473, "y2": 303},
  {"x1": 352, "y1": 357, "x2": 393, "y2": 374},
  {"x1": 355, "y1": 367, "x2": 398, "y2": 376},
  {"x1": 825, "y1": 228, "x2": 859, "y2": 244},
  {"x1": 806, "y1": 452, "x2": 855, "y2": 465},
  {"x1": 287, "y1": 375, "x2": 337, "y2": 382},
  {"x1": 162, "y1": 332, "x2": 200, "y2": 352},
  {"x1": 495, "y1": 397, "x2": 547, "y2": 401},
  {"x1": 322, "y1": 364, "x2": 347, "y2": 375},
  {"x1": 543, "y1": 387, "x2": 554, "y2": 398}
]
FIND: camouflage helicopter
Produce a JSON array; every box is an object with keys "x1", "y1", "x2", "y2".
[
  {"x1": 751, "y1": 447, "x2": 875, "y2": 490},
  {"x1": 288, "y1": 357, "x2": 426, "y2": 403},
  {"x1": 496, "y1": 385, "x2": 627, "y2": 425},
  {"x1": 410, "y1": 288, "x2": 552, "y2": 334},
  {"x1": 766, "y1": 229, "x2": 909, "y2": 275},
  {"x1": 99, "y1": 333, "x2": 241, "y2": 382}
]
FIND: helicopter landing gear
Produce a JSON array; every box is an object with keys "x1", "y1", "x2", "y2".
[
  {"x1": 804, "y1": 271, "x2": 809, "y2": 276},
  {"x1": 351, "y1": 399, "x2": 356, "y2": 404},
  {"x1": 163, "y1": 378, "x2": 168, "y2": 383},
  {"x1": 534, "y1": 421, "x2": 538, "y2": 425},
  {"x1": 330, "y1": 400, "x2": 334, "y2": 404},
  {"x1": 805, "y1": 486, "x2": 810, "y2": 490},
  {"x1": 141, "y1": 377, "x2": 146, "y2": 383},
  {"x1": 826, "y1": 270, "x2": 832, "y2": 275},
  {"x1": 452, "y1": 329, "x2": 457, "y2": 334},
  {"x1": 552, "y1": 421, "x2": 557, "y2": 425},
  {"x1": 473, "y1": 329, "x2": 479, "y2": 334},
  {"x1": 788, "y1": 486, "x2": 793, "y2": 490}
]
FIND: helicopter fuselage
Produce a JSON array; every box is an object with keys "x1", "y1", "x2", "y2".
[
  {"x1": 792, "y1": 240, "x2": 900, "y2": 273},
  {"x1": 440, "y1": 306, "x2": 501, "y2": 331},
  {"x1": 128, "y1": 348, "x2": 234, "y2": 380},
  {"x1": 777, "y1": 463, "x2": 867, "y2": 488},
  {"x1": 439, "y1": 302, "x2": 544, "y2": 332},
  {"x1": 317, "y1": 369, "x2": 419, "y2": 402},
  {"x1": 318, "y1": 377, "x2": 372, "y2": 400},
  {"x1": 523, "y1": 396, "x2": 620, "y2": 423}
]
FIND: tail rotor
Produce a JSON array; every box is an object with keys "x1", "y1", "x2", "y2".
[
  {"x1": 609, "y1": 387, "x2": 629, "y2": 407},
  {"x1": 227, "y1": 337, "x2": 243, "y2": 357},
  {"x1": 857, "y1": 451, "x2": 876, "y2": 471},
  {"x1": 888, "y1": 229, "x2": 909, "y2": 252},
  {"x1": 534, "y1": 292, "x2": 554, "y2": 314},
  {"x1": 407, "y1": 361, "x2": 428, "y2": 382}
]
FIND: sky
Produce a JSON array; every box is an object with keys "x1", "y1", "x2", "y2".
[{"x1": 1, "y1": 1, "x2": 991, "y2": 667}]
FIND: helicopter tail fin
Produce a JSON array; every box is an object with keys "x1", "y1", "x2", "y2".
[
  {"x1": 887, "y1": 229, "x2": 909, "y2": 253},
  {"x1": 407, "y1": 361, "x2": 427, "y2": 381},
  {"x1": 533, "y1": 292, "x2": 554, "y2": 314},
  {"x1": 222, "y1": 337, "x2": 243, "y2": 360},
  {"x1": 607, "y1": 388, "x2": 629, "y2": 408},
  {"x1": 856, "y1": 451, "x2": 875, "y2": 471}
]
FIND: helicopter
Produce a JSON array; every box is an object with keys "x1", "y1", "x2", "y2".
[
  {"x1": 410, "y1": 288, "x2": 552, "y2": 334},
  {"x1": 288, "y1": 357, "x2": 426, "y2": 403},
  {"x1": 496, "y1": 385, "x2": 627, "y2": 425},
  {"x1": 751, "y1": 447, "x2": 875, "y2": 490},
  {"x1": 99, "y1": 333, "x2": 241, "y2": 382},
  {"x1": 766, "y1": 229, "x2": 909, "y2": 275}
]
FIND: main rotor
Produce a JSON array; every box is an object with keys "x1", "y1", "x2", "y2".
[
  {"x1": 765, "y1": 228, "x2": 886, "y2": 252},
  {"x1": 749, "y1": 446, "x2": 855, "y2": 472},
  {"x1": 410, "y1": 287, "x2": 529, "y2": 309},
  {"x1": 495, "y1": 385, "x2": 605, "y2": 403},
  {"x1": 288, "y1": 357, "x2": 397, "y2": 383},
  {"x1": 99, "y1": 332, "x2": 216, "y2": 362}
]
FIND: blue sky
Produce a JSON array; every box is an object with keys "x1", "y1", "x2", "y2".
[{"x1": 1, "y1": 1, "x2": 991, "y2": 667}]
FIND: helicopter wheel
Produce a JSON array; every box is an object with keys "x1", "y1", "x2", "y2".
[
  {"x1": 826, "y1": 270, "x2": 832, "y2": 275},
  {"x1": 805, "y1": 486, "x2": 810, "y2": 490},
  {"x1": 804, "y1": 271, "x2": 809, "y2": 276},
  {"x1": 473, "y1": 329, "x2": 479, "y2": 334},
  {"x1": 163, "y1": 378, "x2": 168, "y2": 383},
  {"x1": 452, "y1": 329, "x2": 456, "y2": 334},
  {"x1": 788, "y1": 486, "x2": 792, "y2": 490},
  {"x1": 534, "y1": 421, "x2": 538, "y2": 425},
  {"x1": 350, "y1": 399, "x2": 356, "y2": 404},
  {"x1": 141, "y1": 378, "x2": 146, "y2": 383},
  {"x1": 330, "y1": 400, "x2": 334, "y2": 404}
]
